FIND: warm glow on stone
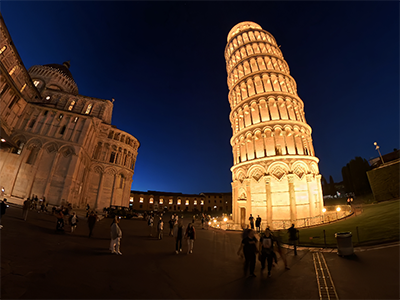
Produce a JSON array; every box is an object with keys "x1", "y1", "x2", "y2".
[{"x1": 225, "y1": 22, "x2": 324, "y2": 230}]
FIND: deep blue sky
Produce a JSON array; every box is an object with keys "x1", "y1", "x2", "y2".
[{"x1": 2, "y1": 2, "x2": 399, "y2": 193}]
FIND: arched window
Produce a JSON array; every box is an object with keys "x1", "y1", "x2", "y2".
[
  {"x1": 109, "y1": 151, "x2": 116, "y2": 163},
  {"x1": 85, "y1": 103, "x2": 92, "y2": 114},
  {"x1": 59, "y1": 125, "x2": 66, "y2": 135},
  {"x1": 8, "y1": 95, "x2": 19, "y2": 109},
  {"x1": 68, "y1": 100, "x2": 76, "y2": 111}
]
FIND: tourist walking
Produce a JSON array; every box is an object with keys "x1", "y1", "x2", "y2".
[
  {"x1": 288, "y1": 224, "x2": 299, "y2": 255},
  {"x1": 255, "y1": 215, "x2": 262, "y2": 233},
  {"x1": 0, "y1": 198, "x2": 9, "y2": 229},
  {"x1": 201, "y1": 214, "x2": 205, "y2": 229},
  {"x1": 249, "y1": 214, "x2": 255, "y2": 229},
  {"x1": 55, "y1": 209, "x2": 65, "y2": 233},
  {"x1": 69, "y1": 212, "x2": 79, "y2": 233},
  {"x1": 157, "y1": 217, "x2": 164, "y2": 240},
  {"x1": 259, "y1": 229, "x2": 277, "y2": 277},
  {"x1": 110, "y1": 217, "x2": 122, "y2": 255},
  {"x1": 174, "y1": 219, "x2": 184, "y2": 254},
  {"x1": 185, "y1": 222, "x2": 196, "y2": 254},
  {"x1": 22, "y1": 198, "x2": 30, "y2": 221},
  {"x1": 237, "y1": 229, "x2": 258, "y2": 277},
  {"x1": 87, "y1": 211, "x2": 98, "y2": 237},
  {"x1": 148, "y1": 214, "x2": 154, "y2": 236},
  {"x1": 168, "y1": 217, "x2": 174, "y2": 236},
  {"x1": 274, "y1": 230, "x2": 290, "y2": 270}
]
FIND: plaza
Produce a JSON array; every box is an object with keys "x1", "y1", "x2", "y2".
[{"x1": 1, "y1": 204, "x2": 399, "y2": 299}]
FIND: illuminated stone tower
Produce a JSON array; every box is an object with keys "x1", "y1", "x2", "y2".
[{"x1": 225, "y1": 22, "x2": 323, "y2": 230}]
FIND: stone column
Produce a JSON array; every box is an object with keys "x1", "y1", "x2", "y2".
[
  {"x1": 94, "y1": 172, "x2": 104, "y2": 210},
  {"x1": 27, "y1": 148, "x2": 44, "y2": 198},
  {"x1": 316, "y1": 174, "x2": 323, "y2": 213},
  {"x1": 287, "y1": 174, "x2": 297, "y2": 223},
  {"x1": 109, "y1": 173, "x2": 118, "y2": 207},
  {"x1": 265, "y1": 176, "x2": 273, "y2": 228},
  {"x1": 306, "y1": 174, "x2": 315, "y2": 218},
  {"x1": 43, "y1": 151, "x2": 61, "y2": 200},
  {"x1": 9, "y1": 147, "x2": 31, "y2": 197}
]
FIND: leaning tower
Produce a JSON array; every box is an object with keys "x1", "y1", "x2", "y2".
[{"x1": 225, "y1": 22, "x2": 323, "y2": 230}]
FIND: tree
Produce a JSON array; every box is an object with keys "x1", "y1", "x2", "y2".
[
  {"x1": 341, "y1": 157, "x2": 372, "y2": 195},
  {"x1": 329, "y1": 175, "x2": 335, "y2": 196},
  {"x1": 321, "y1": 175, "x2": 329, "y2": 195}
]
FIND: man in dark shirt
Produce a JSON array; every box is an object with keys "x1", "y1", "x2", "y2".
[
  {"x1": 255, "y1": 215, "x2": 262, "y2": 233},
  {"x1": 248, "y1": 214, "x2": 255, "y2": 229},
  {"x1": 237, "y1": 229, "x2": 258, "y2": 277},
  {"x1": 288, "y1": 224, "x2": 298, "y2": 255}
]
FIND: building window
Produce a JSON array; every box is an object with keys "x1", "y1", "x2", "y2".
[
  {"x1": 139, "y1": 197, "x2": 144, "y2": 203},
  {"x1": 59, "y1": 125, "x2": 66, "y2": 135},
  {"x1": 159, "y1": 199, "x2": 163, "y2": 205},
  {"x1": 85, "y1": 103, "x2": 92, "y2": 114},
  {"x1": 0, "y1": 83, "x2": 9, "y2": 97},
  {"x1": 26, "y1": 147, "x2": 39, "y2": 165},
  {"x1": 28, "y1": 119, "x2": 36, "y2": 128},
  {"x1": 201, "y1": 200, "x2": 204, "y2": 205},
  {"x1": 8, "y1": 96, "x2": 19, "y2": 109},
  {"x1": 45, "y1": 96, "x2": 51, "y2": 100},
  {"x1": 185, "y1": 200, "x2": 189, "y2": 205},
  {"x1": 177, "y1": 199, "x2": 181, "y2": 205},
  {"x1": 73, "y1": 117, "x2": 78, "y2": 123},
  {"x1": 119, "y1": 176, "x2": 124, "y2": 188},
  {"x1": 109, "y1": 151, "x2": 116, "y2": 163},
  {"x1": 44, "y1": 110, "x2": 48, "y2": 116},
  {"x1": 129, "y1": 197, "x2": 134, "y2": 203},
  {"x1": 68, "y1": 100, "x2": 76, "y2": 111},
  {"x1": 58, "y1": 114, "x2": 63, "y2": 120},
  {"x1": 0, "y1": 45, "x2": 7, "y2": 54},
  {"x1": 20, "y1": 83, "x2": 26, "y2": 93},
  {"x1": 194, "y1": 200, "x2": 197, "y2": 205},
  {"x1": 149, "y1": 198, "x2": 154, "y2": 204},
  {"x1": 9, "y1": 65, "x2": 18, "y2": 75},
  {"x1": 12, "y1": 141, "x2": 24, "y2": 155},
  {"x1": 33, "y1": 80, "x2": 40, "y2": 87},
  {"x1": 169, "y1": 199, "x2": 173, "y2": 205}
]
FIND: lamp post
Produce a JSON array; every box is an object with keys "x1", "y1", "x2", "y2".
[{"x1": 374, "y1": 142, "x2": 385, "y2": 165}]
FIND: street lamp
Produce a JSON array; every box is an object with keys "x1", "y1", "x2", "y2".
[{"x1": 374, "y1": 142, "x2": 385, "y2": 165}]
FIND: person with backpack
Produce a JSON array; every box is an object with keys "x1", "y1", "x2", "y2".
[
  {"x1": 259, "y1": 229, "x2": 277, "y2": 277},
  {"x1": 185, "y1": 222, "x2": 196, "y2": 254},
  {"x1": 68, "y1": 212, "x2": 79, "y2": 233}
]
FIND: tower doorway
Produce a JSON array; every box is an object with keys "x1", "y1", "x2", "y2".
[{"x1": 240, "y1": 207, "x2": 246, "y2": 229}]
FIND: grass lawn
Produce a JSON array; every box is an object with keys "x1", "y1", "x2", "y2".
[{"x1": 275, "y1": 199, "x2": 399, "y2": 247}]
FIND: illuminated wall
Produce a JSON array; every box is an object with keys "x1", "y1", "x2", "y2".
[{"x1": 224, "y1": 22, "x2": 323, "y2": 229}]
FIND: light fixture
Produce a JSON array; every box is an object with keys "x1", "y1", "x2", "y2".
[
  {"x1": 336, "y1": 207, "x2": 341, "y2": 212},
  {"x1": 1, "y1": 139, "x2": 5, "y2": 142},
  {"x1": 322, "y1": 208, "x2": 326, "y2": 213}
]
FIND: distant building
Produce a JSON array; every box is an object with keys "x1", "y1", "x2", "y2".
[
  {"x1": 225, "y1": 22, "x2": 323, "y2": 230},
  {"x1": 0, "y1": 14, "x2": 139, "y2": 209},
  {"x1": 369, "y1": 149, "x2": 400, "y2": 169},
  {"x1": 129, "y1": 190, "x2": 232, "y2": 213}
]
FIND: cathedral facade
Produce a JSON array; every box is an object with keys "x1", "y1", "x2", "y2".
[
  {"x1": 0, "y1": 14, "x2": 139, "y2": 209},
  {"x1": 225, "y1": 22, "x2": 323, "y2": 229}
]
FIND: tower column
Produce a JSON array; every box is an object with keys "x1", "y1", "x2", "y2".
[
  {"x1": 287, "y1": 174, "x2": 297, "y2": 224},
  {"x1": 265, "y1": 176, "x2": 272, "y2": 228}
]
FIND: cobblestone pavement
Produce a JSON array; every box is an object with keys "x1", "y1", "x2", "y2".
[{"x1": 1, "y1": 205, "x2": 399, "y2": 299}]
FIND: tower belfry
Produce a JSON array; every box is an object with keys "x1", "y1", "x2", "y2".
[{"x1": 225, "y1": 22, "x2": 323, "y2": 229}]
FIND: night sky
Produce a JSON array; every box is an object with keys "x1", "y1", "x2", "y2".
[{"x1": 1, "y1": 2, "x2": 398, "y2": 194}]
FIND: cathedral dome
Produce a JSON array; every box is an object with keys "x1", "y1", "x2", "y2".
[
  {"x1": 29, "y1": 61, "x2": 79, "y2": 95},
  {"x1": 43, "y1": 61, "x2": 74, "y2": 81}
]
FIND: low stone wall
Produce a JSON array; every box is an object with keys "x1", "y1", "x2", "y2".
[{"x1": 367, "y1": 160, "x2": 400, "y2": 202}]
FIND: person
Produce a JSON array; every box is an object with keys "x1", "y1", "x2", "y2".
[
  {"x1": 86, "y1": 204, "x2": 90, "y2": 217},
  {"x1": 242, "y1": 224, "x2": 250, "y2": 239},
  {"x1": 201, "y1": 214, "x2": 205, "y2": 229},
  {"x1": 168, "y1": 217, "x2": 174, "y2": 236},
  {"x1": 157, "y1": 217, "x2": 164, "y2": 240},
  {"x1": 249, "y1": 214, "x2": 255, "y2": 230},
  {"x1": 0, "y1": 198, "x2": 9, "y2": 228},
  {"x1": 259, "y1": 229, "x2": 277, "y2": 277},
  {"x1": 192, "y1": 215, "x2": 195, "y2": 223},
  {"x1": 110, "y1": 217, "x2": 122, "y2": 255},
  {"x1": 55, "y1": 209, "x2": 65, "y2": 232},
  {"x1": 173, "y1": 219, "x2": 184, "y2": 254},
  {"x1": 87, "y1": 211, "x2": 98, "y2": 237},
  {"x1": 237, "y1": 229, "x2": 258, "y2": 277},
  {"x1": 255, "y1": 215, "x2": 262, "y2": 233},
  {"x1": 288, "y1": 224, "x2": 298, "y2": 256},
  {"x1": 148, "y1": 214, "x2": 154, "y2": 236},
  {"x1": 274, "y1": 230, "x2": 290, "y2": 270},
  {"x1": 185, "y1": 222, "x2": 196, "y2": 254},
  {"x1": 69, "y1": 212, "x2": 79, "y2": 233},
  {"x1": 22, "y1": 198, "x2": 31, "y2": 221}
]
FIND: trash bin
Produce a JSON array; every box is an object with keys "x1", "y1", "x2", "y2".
[{"x1": 335, "y1": 231, "x2": 354, "y2": 256}]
